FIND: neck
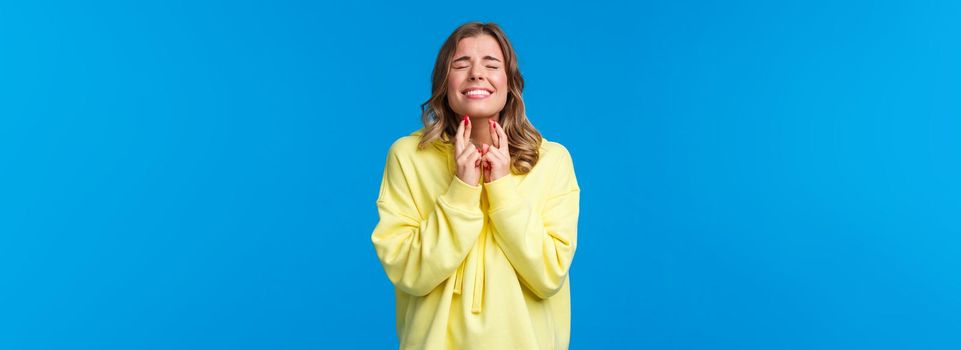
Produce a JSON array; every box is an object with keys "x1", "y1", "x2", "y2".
[{"x1": 468, "y1": 115, "x2": 499, "y2": 147}]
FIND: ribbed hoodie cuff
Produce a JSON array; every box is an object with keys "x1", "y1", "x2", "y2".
[
  {"x1": 484, "y1": 175, "x2": 518, "y2": 212},
  {"x1": 444, "y1": 176, "x2": 483, "y2": 209}
]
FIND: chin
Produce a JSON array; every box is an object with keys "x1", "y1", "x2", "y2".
[
  {"x1": 466, "y1": 109, "x2": 496, "y2": 118},
  {"x1": 457, "y1": 105, "x2": 503, "y2": 118}
]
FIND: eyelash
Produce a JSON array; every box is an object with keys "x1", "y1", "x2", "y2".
[{"x1": 453, "y1": 65, "x2": 500, "y2": 69}]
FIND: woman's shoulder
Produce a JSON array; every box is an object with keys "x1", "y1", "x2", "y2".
[
  {"x1": 386, "y1": 128, "x2": 449, "y2": 159},
  {"x1": 388, "y1": 130, "x2": 421, "y2": 152},
  {"x1": 538, "y1": 138, "x2": 579, "y2": 191},
  {"x1": 539, "y1": 137, "x2": 574, "y2": 164}
]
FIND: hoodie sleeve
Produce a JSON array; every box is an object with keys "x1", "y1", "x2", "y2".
[
  {"x1": 371, "y1": 142, "x2": 486, "y2": 296},
  {"x1": 485, "y1": 145, "x2": 580, "y2": 299}
]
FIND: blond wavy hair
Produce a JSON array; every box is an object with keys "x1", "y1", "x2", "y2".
[{"x1": 416, "y1": 22, "x2": 542, "y2": 175}]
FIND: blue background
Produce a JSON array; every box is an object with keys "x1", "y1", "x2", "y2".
[{"x1": 2, "y1": 0, "x2": 959, "y2": 349}]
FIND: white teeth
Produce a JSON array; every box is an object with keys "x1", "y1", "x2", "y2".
[{"x1": 466, "y1": 90, "x2": 491, "y2": 96}]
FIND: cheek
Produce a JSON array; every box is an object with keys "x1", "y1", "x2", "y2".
[
  {"x1": 446, "y1": 76, "x2": 465, "y2": 98},
  {"x1": 492, "y1": 73, "x2": 509, "y2": 93},
  {"x1": 447, "y1": 71, "x2": 466, "y2": 87},
  {"x1": 493, "y1": 74, "x2": 509, "y2": 102},
  {"x1": 445, "y1": 78, "x2": 463, "y2": 112}
]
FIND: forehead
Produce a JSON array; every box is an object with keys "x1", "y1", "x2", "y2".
[{"x1": 453, "y1": 34, "x2": 504, "y2": 59}]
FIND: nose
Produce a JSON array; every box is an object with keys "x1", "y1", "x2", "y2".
[{"x1": 468, "y1": 65, "x2": 486, "y2": 81}]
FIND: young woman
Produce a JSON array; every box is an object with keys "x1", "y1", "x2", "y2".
[{"x1": 371, "y1": 22, "x2": 580, "y2": 350}]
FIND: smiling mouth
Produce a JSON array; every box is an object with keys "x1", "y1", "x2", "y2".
[{"x1": 462, "y1": 88, "x2": 493, "y2": 99}]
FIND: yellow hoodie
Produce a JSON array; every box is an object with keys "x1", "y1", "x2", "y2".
[{"x1": 371, "y1": 129, "x2": 580, "y2": 350}]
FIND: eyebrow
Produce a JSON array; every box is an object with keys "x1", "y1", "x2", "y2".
[{"x1": 452, "y1": 55, "x2": 502, "y2": 63}]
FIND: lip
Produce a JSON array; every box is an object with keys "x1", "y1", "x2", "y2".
[{"x1": 461, "y1": 87, "x2": 494, "y2": 99}]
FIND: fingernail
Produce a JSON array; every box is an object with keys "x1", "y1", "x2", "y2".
[{"x1": 463, "y1": 115, "x2": 469, "y2": 125}]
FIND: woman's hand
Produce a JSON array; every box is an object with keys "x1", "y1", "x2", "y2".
[
  {"x1": 455, "y1": 115, "x2": 484, "y2": 186},
  {"x1": 481, "y1": 119, "x2": 510, "y2": 183}
]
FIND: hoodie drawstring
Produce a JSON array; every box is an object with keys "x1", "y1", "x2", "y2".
[
  {"x1": 453, "y1": 229, "x2": 486, "y2": 314},
  {"x1": 471, "y1": 229, "x2": 486, "y2": 314},
  {"x1": 453, "y1": 261, "x2": 464, "y2": 294}
]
